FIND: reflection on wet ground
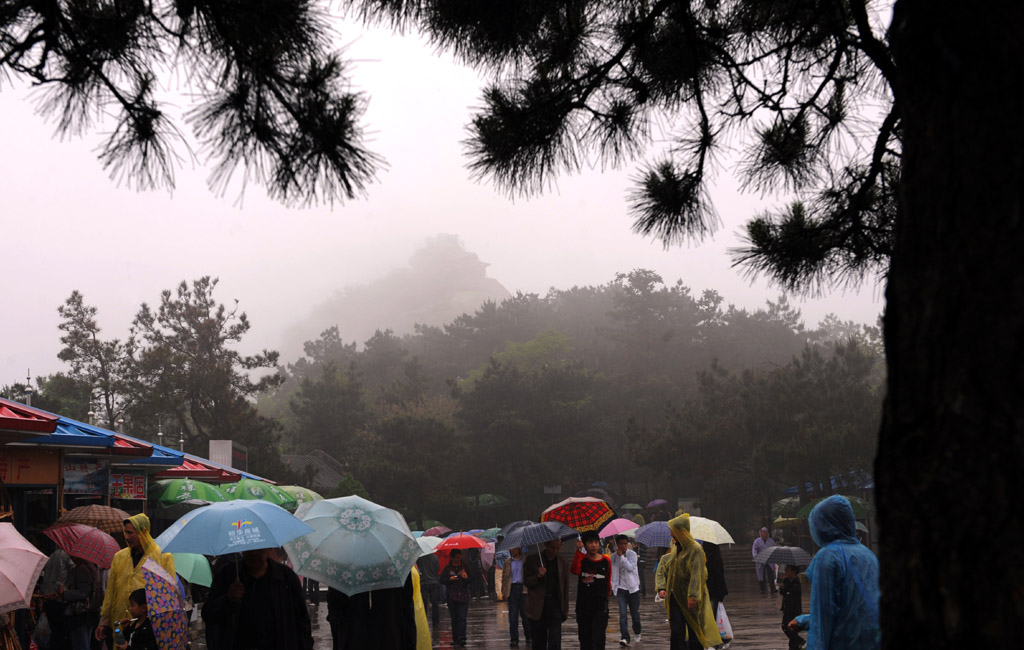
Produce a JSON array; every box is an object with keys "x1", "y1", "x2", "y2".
[{"x1": 192, "y1": 573, "x2": 799, "y2": 649}]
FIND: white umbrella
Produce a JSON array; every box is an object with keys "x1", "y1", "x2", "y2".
[
  {"x1": 284, "y1": 495, "x2": 420, "y2": 596},
  {"x1": 0, "y1": 522, "x2": 47, "y2": 614},
  {"x1": 417, "y1": 535, "x2": 444, "y2": 555},
  {"x1": 689, "y1": 516, "x2": 735, "y2": 544}
]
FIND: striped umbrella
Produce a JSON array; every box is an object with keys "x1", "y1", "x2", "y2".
[
  {"x1": 43, "y1": 524, "x2": 119, "y2": 569},
  {"x1": 540, "y1": 497, "x2": 616, "y2": 532}
]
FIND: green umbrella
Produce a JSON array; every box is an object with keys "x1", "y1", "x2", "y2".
[
  {"x1": 278, "y1": 485, "x2": 324, "y2": 505},
  {"x1": 620, "y1": 503, "x2": 644, "y2": 511},
  {"x1": 150, "y1": 478, "x2": 228, "y2": 507},
  {"x1": 221, "y1": 478, "x2": 298, "y2": 511},
  {"x1": 796, "y1": 495, "x2": 873, "y2": 519},
  {"x1": 170, "y1": 552, "x2": 213, "y2": 587},
  {"x1": 481, "y1": 527, "x2": 502, "y2": 538},
  {"x1": 772, "y1": 497, "x2": 802, "y2": 518}
]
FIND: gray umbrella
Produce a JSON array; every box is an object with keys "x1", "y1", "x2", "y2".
[{"x1": 754, "y1": 545, "x2": 813, "y2": 567}]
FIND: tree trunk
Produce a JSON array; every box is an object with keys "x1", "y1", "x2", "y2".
[{"x1": 882, "y1": 2, "x2": 1024, "y2": 647}]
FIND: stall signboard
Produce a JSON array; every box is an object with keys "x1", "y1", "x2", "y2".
[
  {"x1": 109, "y1": 470, "x2": 147, "y2": 500},
  {"x1": 63, "y1": 457, "x2": 110, "y2": 495},
  {"x1": 0, "y1": 448, "x2": 60, "y2": 485}
]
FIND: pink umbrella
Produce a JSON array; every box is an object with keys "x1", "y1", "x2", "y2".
[
  {"x1": 480, "y1": 541, "x2": 496, "y2": 570},
  {"x1": 0, "y1": 523, "x2": 47, "y2": 615},
  {"x1": 598, "y1": 518, "x2": 641, "y2": 538},
  {"x1": 44, "y1": 523, "x2": 120, "y2": 569}
]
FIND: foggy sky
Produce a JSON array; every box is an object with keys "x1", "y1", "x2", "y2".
[{"x1": 0, "y1": 21, "x2": 883, "y2": 385}]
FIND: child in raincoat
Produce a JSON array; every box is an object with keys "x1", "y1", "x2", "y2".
[{"x1": 789, "y1": 495, "x2": 880, "y2": 650}]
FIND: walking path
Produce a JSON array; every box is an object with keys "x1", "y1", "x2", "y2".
[{"x1": 192, "y1": 571, "x2": 799, "y2": 649}]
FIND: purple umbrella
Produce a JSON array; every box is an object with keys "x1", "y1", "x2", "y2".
[{"x1": 647, "y1": 499, "x2": 668, "y2": 509}]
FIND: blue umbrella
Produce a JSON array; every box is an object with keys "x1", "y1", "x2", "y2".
[
  {"x1": 154, "y1": 500, "x2": 314, "y2": 555},
  {"x1": 284, "y1": 495, "x2": 421, "y2": 596},
  {"x1": 497, "y1": 521, "x2": 578, "y2": 552},
  {"x1": 634, "y1": 521, "x2": 673, "y2": 548}
]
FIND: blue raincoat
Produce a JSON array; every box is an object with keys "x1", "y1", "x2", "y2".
[{"x1": 794, "y1": 495, "x2": 880, "y2": 650}]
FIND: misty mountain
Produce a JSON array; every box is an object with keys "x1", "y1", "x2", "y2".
[{"x1": 281, "y1": 235, "x2": 510, "y2": 360}]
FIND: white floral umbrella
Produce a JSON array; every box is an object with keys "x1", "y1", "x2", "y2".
[{"x1": 284, "y1": 495, "x2": 420, "y2": 596}]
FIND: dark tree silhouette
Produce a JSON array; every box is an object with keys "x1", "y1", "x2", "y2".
[
  {"x1": 1, "y1": 0, "x2": 380, "y2": 203},
  {"x1": 343, "y1": 1, "x2": 1024, "y2": 647}
]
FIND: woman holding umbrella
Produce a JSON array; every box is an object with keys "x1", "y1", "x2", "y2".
[
  {"x1": 439, "y1": 549, "x2": 472, "y2": 646},
  {"x1": 95, "y1": 514, "x2": 175, "y2": 645}
]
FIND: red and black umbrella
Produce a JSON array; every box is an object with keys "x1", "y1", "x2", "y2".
[{"x1": 541, "y1": 497, "x2": 616, "y2": 532}]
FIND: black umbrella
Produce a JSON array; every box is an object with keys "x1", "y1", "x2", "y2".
[{"x1": 754, "y1": 545, "x2": 813, "y2": 568}]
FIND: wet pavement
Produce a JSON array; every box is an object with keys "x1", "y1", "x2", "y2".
[{"x1": 192, "y1": 573, "x2": 799, "y2": 649}]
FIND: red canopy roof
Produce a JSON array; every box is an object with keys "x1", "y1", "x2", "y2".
[
  {"x1": 154, "y1": 458, "x2": 241, "y2": 482},
  {"x1": 110, "y1": 434, "x2": 154, "y2": 457},
  {"x1": 0, "y1": 397, "x2": 59, "y2": 442}
]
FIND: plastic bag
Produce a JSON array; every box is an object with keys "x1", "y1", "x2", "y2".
[
  {"x1": 717, "y1": 602, "x2": 734, "y2": 640},
  {"x1": 32, "y1": 611, "x2": 50, "y2": 648}
]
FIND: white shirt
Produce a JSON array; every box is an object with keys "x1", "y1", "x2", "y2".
[{"x1": 609, "y1": 548, "x2": 640, "y2": 594}]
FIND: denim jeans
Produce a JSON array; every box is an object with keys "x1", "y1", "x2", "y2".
[
  {"x1": 508, "y1": 583, "x2": 531, "y2": 643},
  {"x1": 616, "y1": 589, "x2": 642, "y2": 641},
  {"x1": 449, "y1": 599, "x2": 469, "y2": 642},
  {"x1": 422, "y1": 582, "x2": 440, "y2": 626},
  {"x1": 67, "y1": 621, "x2": 92, "y2": 650}
]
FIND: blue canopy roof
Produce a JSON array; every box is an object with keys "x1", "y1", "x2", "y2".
[
  {"x1": 27, "y1": 416, "x2": 118, "y2": 448},
  {"x1": 781, "y1": 471, "x2": 873, "y2": 496}
]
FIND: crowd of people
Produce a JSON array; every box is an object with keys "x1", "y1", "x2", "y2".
[{"x1": 11, "y1": 495, "x2": 880, "y2": 650}]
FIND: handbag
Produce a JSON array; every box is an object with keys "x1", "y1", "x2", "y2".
[{"x1": 716, "y1": 602, "x2": 734, "y2": 640}]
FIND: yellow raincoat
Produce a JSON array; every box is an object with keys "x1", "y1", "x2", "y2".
[
  {"x1": 411, "y1": 566, "x2": 431, "y2": 650},
  {"x1": 99, "y1": 513, "x2": 176, "y2": 628},
  {"x1": 663, "y1": 514, "x2": 722, "y2": 648}
]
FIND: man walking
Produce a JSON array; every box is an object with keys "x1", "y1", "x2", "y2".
[
  {"x1": 202, "y1": 547, "x2": 313, "y2": 650},
  {"x1": 610, "y1": 535, "x2": 642, "y2": 645},
  {"x1": 752, "y1": 527, "x2": 777, "y2": 594},
  {"x1": 416, "y1": 551, "x2": 441, "y2": 629},
  {"x1": 501, "y1": 546, "x2": 532, "y2": 647},
  {"x1": 524, "y1": 539, "x2": 570, "y2": 650}
]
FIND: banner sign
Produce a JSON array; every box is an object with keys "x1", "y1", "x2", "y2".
[{"x1": 63, "y1": 457, "x2": 110, "y2": 495}]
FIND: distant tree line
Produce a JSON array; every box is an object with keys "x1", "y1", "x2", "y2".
[
  {"x1": 262, "y1": 268, "x2": 883, "y2": 531},
  {"x1": 2, "y1": 270, "x2": 882, "y2": 533}
]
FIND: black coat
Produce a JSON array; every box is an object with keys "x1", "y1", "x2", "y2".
[
  {"x1": 202, "y1": 558, "x2": 313, "y2": 650},
  {"x1": 326, "y1": 576, "x2": 416, "y2": 650},
  {"x1": 704, "y1": 542, "x2": 729, "y2": 601}
]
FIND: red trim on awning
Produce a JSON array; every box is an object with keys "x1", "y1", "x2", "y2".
[
  {"x1": 110, "y1": 434, "x2": 153, "y2": 457},
  {"x1": 0, "y1": 397, "x2": 59, "y2": 434},
  {"x1": 154, "y1": 458, "x2": 241, "y2": 482}
]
